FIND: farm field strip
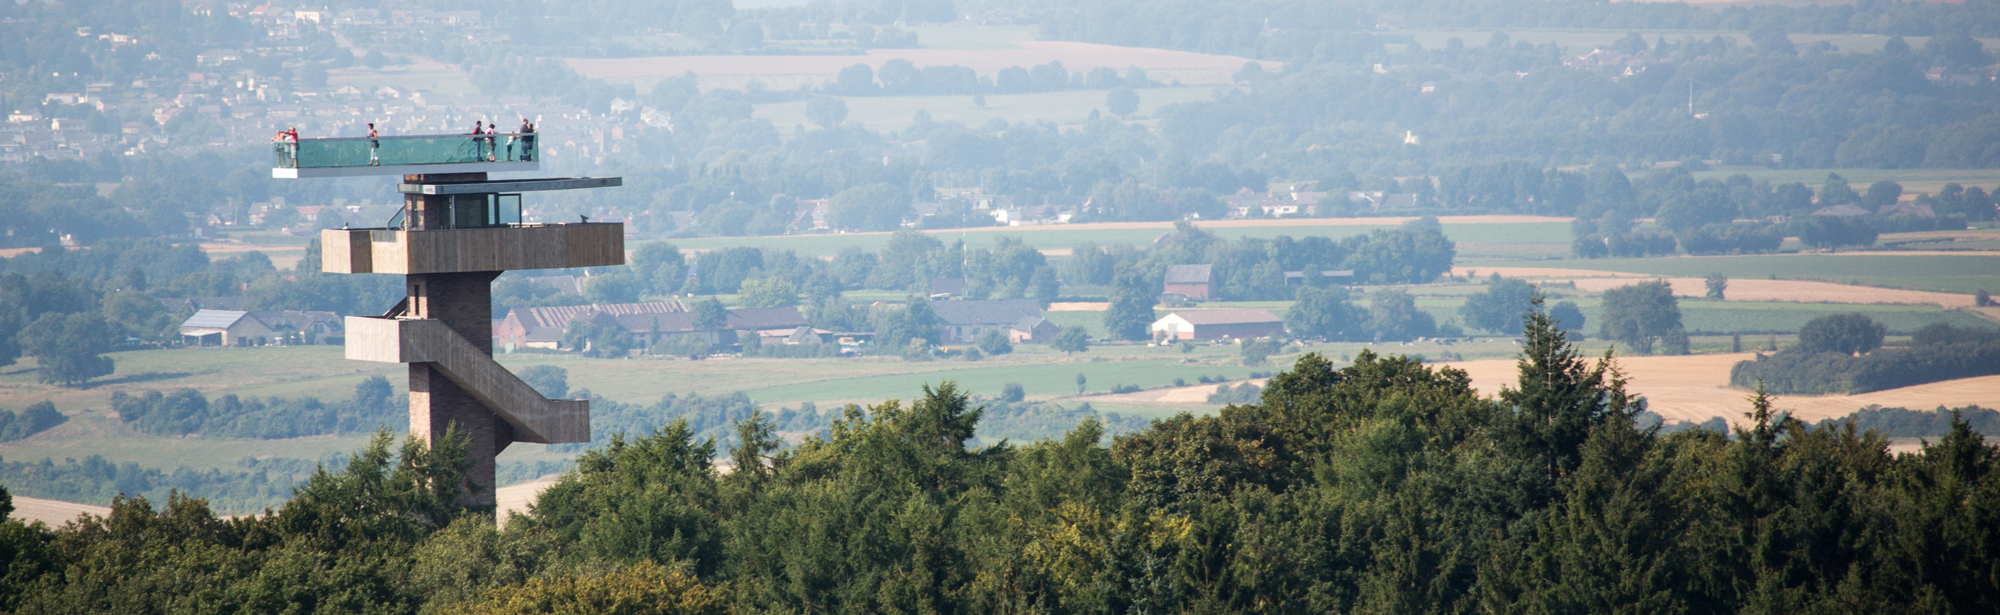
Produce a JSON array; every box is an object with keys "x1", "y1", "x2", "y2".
[
  {"x1": 7, "y1": 496, "x2": 111, "y2": 527},
  {"x1": 1463, "y1": 254, "x2": 2000, "y2": 294},
  {"x1": 0, "y1": 419, "x2": 377, "y2": 475},
  {"x1": 1452, "y1": 267, "x2": 1976, "y2": 307},
  {"x1": 1438, "y1": 354, "x2": 2000, "y2": 425}
]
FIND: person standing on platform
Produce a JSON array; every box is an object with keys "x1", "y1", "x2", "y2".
[
  {"x1": 367, "y1": 123, "x2": 380, "y2": 166},
  {"x1": 472, "y1": 120, "x2": 486, "y2": 161},
  {"x1": 510, "y1": 118, "x2": 530, "y2": 160},
  {"x1": 522, "y1": 120, "x2": 537, "y2": 160}
]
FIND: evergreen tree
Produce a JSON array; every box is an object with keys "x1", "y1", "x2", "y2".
[{"x1": 1502, "y1": 295, "x2": 1637, "y2": 485}]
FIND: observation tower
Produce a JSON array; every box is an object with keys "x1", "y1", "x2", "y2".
[{"x1": 275, "y1": 130, "x2": 622, "y2": 509}]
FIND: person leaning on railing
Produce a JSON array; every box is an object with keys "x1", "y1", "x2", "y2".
[
  {"x1": 271, "y1": 127, "x2": 300, "y2": 167},
  {"x1": 509, "y1": 119, "x2": 530, "y2": 161},
  {"x1": 472, "y1": 120, "x2": 486, "y2": 161}
]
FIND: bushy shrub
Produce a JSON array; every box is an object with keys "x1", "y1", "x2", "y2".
[
  {"x1": 0, "y1": 401, "x2": 64, "y2": 441},
  {"x1": 1794, "y1": 216, "x2": 1877, "y2": 249},
  {"x1": 1797, "y1": 313, "x2": 1886, "y2": 355},
  {"x1": 1677, "y1": 223, "x2": 1784, "y2": 255},
  {"x1": 1205, "y1": 381, "x2": 1263, "y2": 405}
]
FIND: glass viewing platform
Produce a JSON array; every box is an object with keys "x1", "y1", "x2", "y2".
[{"x1": 272, "y1": 133, "x2": 539, "y2": 178}]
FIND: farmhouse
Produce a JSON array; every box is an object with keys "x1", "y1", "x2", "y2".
[
  {"x1": 1163, "y1": 264, "x2": 1217, "y2": 300},
  {"x1": 252, "y1": 310, "x2": 346, "y2": 342},
  {"x1": 1811, "y1": 204, "x2": 1871, "y2": 217},
  {"x1": 494, "y1": 301, "x2": 810, "y2": 350},
  {"x1": 495, "y1": 301, "x2": 687, "y2": 349},
  {"x1": 177, "y1": 309, "x2": 342, "y2": 346},
  {"x1": 1151, "y1": 308, "x2": 1286, "y2": 340},
  {"x1": 158, "y1": 296, "x2": 248, "y2": 313},
  {"x1": 930, "y1": 277, "x2": 966, "y2": 299},
  {"x1": 930, "y1": 298, "x2": 1043, "y2": 343},
  {"x1": 758, "y1": 325, "x2": 832, "y2": 346},
  {"x1": 601, "y1": 307, "x2": 810, "y2": 347},
  {"x1": 179, "y1": 310, "x2": 273, "y2": 346},
  {"x1": 1008, "y1": 316, "x2": 1060, "y2": 344}
]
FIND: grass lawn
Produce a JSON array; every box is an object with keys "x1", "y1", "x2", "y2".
[
  {"x1": 1674, "y1": 301, "x2": 1992, "y2": 334},
  {"x1": 1464, "y1": 253, "x2": 2000, "y2": 295},
  {"x1": 0, "y1": 346, "x2": 404, "y2": 416},
  {"x1": 670, "y1": 220, "x2": 1572, "y2": 257},
  {"x1": 1041, "y1": 311, "x2": 1108, "y2": 338}
]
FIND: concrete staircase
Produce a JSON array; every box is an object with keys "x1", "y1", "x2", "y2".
[{"x1": 344, "y1": 316, "x2": 589, "y2": 443}]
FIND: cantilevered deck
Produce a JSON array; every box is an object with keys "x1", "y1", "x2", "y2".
[
  {"x1": 320, "y1": 223, "x2": 625, "y2": 275},
  {"x1": 272, "y1": 133, "x2": 539, "y2": 178}
]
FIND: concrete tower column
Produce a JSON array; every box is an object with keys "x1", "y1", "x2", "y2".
[{"x1": 403, "y1": 172, "x2": 509, "y2": 508}]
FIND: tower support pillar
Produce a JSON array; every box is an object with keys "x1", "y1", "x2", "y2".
[{"x1": 406, "y1": 269, "x2": 505, "y2": 508}]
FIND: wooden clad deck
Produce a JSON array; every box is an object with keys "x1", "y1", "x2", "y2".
[
  {"x1": 321, "y1": 223, "x2": 625, "y2": 274},
  {"x1": 345, "y1": 316, "x2": 590, "y2": 443}
]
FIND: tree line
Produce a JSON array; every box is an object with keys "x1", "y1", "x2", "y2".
[
  {"x1": 1732, "y1": 318, "x2": 2000, "y2": 394},
  {"x1": 4, "y1": 305, "x2": 1999, "y2": 612},
  {"x1": 111, "y1": 376, "x2": 403, "y2": 440},
  {"x1": 0, "y1": 237, "x2": 400, "y2": 387}
]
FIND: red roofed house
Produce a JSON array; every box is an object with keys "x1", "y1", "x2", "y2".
[
  {"x1": 1163, "y1": 264, "x2": 1217, "y2": 300},
  {"x1": 493, "y1": 301, "x2": 810, "y2": 350},
  {"x1": 1150, "y1": 308, "x2": 1285, "y2": 340},
  {"x1": 494, "y1": 301, "x2": 687, "y2": 349}
]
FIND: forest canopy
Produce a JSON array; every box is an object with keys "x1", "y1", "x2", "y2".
[{"x1": 2, "y1": 308, "x2": 1997, "y2": 613}]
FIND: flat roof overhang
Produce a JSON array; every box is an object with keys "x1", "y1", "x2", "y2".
[
  {"x1": 398, "y1": 177, "x2": 622, "y2": 194},
  {"x1": 272, "y1": 160, "x2": 539, "y2": 179}
]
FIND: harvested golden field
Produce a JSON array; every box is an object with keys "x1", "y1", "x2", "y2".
[
  {"x1": 1440, "y1": 353, "x2": 2000, "y2": 424},
  {"x1": 1454, "y1": 266, "x2": 1976, "y2": 307},
  {"x1": 1573, "y1": 277, "x2": 1976, "y2": 307},
  {"x1": 1103, "y1": 352, "x2": 1997, "y2": 426},
  {"x1": 568, "y1": 41, "x2": 1281, "y2": 89},
  {"x1": 7, "y1": 496, "x2": 109, "y2": 527},
  {"x1": 497, "y1": 476, "x2": 560, "y2": 525}
]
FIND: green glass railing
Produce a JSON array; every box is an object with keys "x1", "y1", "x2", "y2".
[{"x1": 273, "y1": 133, "x2": 538, "y2": 169}]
